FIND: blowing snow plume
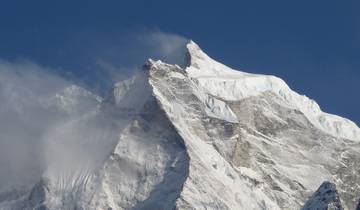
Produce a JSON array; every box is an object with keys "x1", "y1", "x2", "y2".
[
  {"x1": 0, "y1": 60, "x2": 112, "y2": 191},
  {"x1": 0, "y1": 31, "x2": 189, "y2": 195},
  {"x1": 0, "y1": 61, "x2": 70, "y2": 191},
  {"x1": 54, "y1": 30, "x2": 189, "y2": 94}
]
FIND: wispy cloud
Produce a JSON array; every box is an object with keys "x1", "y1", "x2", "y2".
[
  {"x1": 0, "y1": 31, "x2": 189, "y2": 192},
  {"x1": 91, "y1": 30, "x2": 189, "y2": 92},
  {"x1": 136, "y1": 30, "x2": 189, "y2": 66},
  {"x1": 0, "y1": 60, "x2": 69, "y2": 190}
]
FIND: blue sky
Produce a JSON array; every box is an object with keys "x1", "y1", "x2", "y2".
[{"x1": 0, "y1": 0, "x2": 359, "y2": 124}]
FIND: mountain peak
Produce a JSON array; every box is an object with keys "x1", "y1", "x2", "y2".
[
  {"x1": 181, "y1": 41, "x2": 360, "y2": 141},
  {"x1": 184, "y1": 40, "x2": 248, "y2": 78},
  {"x1": 3, "y1": 38, "x2": 360, "y2": 210},
  {"x1": 185, "y1": 40, "x2": 208, "y2": 68}
]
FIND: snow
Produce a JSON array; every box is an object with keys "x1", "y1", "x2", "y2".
[
  {"x1": 149, "y1": 59, "x2": 281, "y2": 209},
  {"x1": 185, "y1": 41, "x2": 360, "y2": 141},
  {"x1": 51, "y1": 85, "x2": 102, "y2": 114},
  {"x1": 110, "y1": 70, "x2": 152, "y2": 111},
  {"x1": 1, "y1": 40, "x2": 360, "y2": 210}
]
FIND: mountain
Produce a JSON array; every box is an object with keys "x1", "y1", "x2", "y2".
[{"x1": 0, "y1": 41, "x2": 359, "y2": 210}]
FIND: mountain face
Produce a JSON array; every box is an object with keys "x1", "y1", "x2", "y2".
[{"x1": 1, "y1": 41, "x2": 360, "y2": 210}]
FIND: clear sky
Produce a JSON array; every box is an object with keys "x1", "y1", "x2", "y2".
[{"x1": 0, "y1": 0, "x2": 359, "y2": 125}]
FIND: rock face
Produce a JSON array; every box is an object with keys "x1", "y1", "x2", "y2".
[
  {"x1": 302, "y1": 182, "x2": 343, "y2": 210},
  {"x1": 0, "y1": 41, "x2": 360, "y2": 210}
]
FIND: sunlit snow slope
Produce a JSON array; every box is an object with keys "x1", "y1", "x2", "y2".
[{"x1": 1, "y1": 41, "x2": 359, "y2": 210}]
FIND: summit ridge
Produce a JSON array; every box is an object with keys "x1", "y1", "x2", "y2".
[{"x1": 1, "y1": 41, "x2": 359, "y2": 210}]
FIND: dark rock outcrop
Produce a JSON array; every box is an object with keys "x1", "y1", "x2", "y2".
[
  {"x1": 302, "y1": 181, "x2": 343, "y2": 210},
  {"x1": 355, "y1": 199, "x2": 360, "y2": 210}
]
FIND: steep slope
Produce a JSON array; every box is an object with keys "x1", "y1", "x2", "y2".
[
  {"x1": 0, "y1": 71, "x2": 190, "y2": 210},
  {"x1": 185, "y1": 41, "x2": 360, "y2": 141},
  {"x1": 148, "y1": 41, "x2": 360, "y2": 209},
  {"x1": 1, "y1": 41, "x2": 359, "y2": 210},
  {"x1": 0, "y1": 84, "x2": 104, "y2": 209}
]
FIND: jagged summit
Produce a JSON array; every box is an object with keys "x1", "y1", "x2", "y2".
[
  {"x1": 184, "y1": 41, "x2": 360, "y2": 141},
  {"x1": 1, "y1": 40, "x2": 360, "y2": 210},
  {"x1": 184, "y1": 40, "x2": 207, "y2": 68},
  {"x1": 185, "y1": 40, "x2": 249, "y2": 78}
]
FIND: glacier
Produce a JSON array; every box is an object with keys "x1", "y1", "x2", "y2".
[{"x1": 0, "y1": 41, "x2": 359, "y2": 210}]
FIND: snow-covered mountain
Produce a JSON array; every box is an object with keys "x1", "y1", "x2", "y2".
[{"x1": 1, "y1": 41, "x2": 359, "y2": 210}]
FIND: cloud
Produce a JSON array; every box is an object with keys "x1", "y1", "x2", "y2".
[
  {"x1": 0, "y1": 60, "x2": 122, "y2": 192},
  {"x1": 89, "y1": 30, "x2": 189, "y2": 93},
  {"x1": 136, "y1": 31, "x2": 189, "y2": 66},
  {"x1": 0, "y1": 60, "x2": 122, "y2": 193},
  {"x1": 0, "y1": 60, "x2": 69, "y2": 191},
  {"x1": 0, "y1": 31, "x2": 189, "y2": 193}
]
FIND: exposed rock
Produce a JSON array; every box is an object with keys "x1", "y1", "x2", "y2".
[
  {"x1": 302, "y1": 182, "x2": 343, "y2": 210},
  {"x1": 1, "y1": 41, "x2": 359, "y2": 210}
]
